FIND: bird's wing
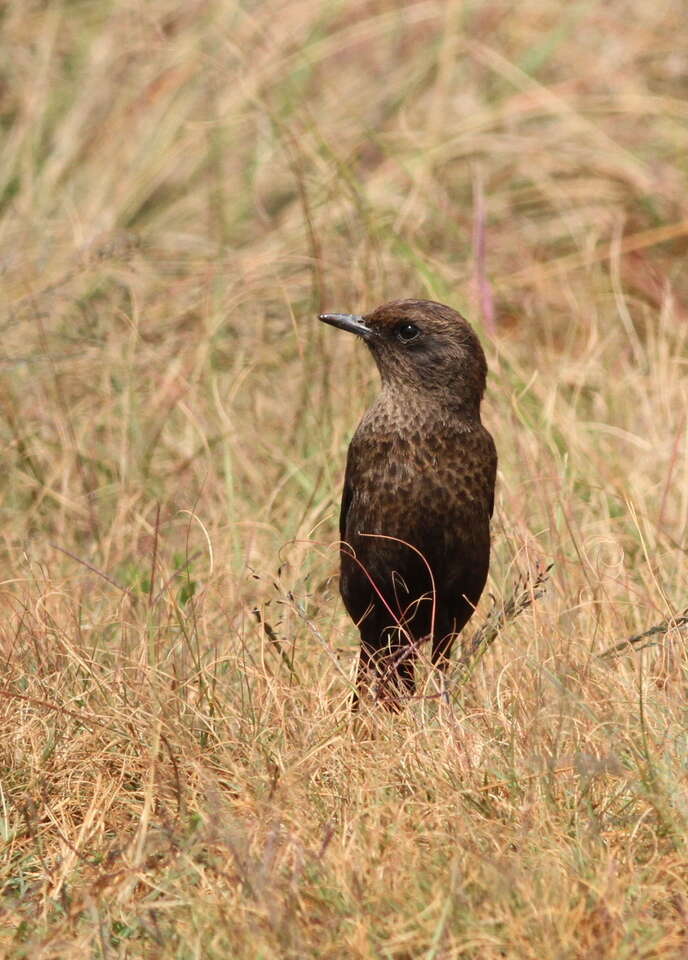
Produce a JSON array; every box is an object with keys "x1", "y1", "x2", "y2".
[
  {"x1": 475, "y1": 427, "x2": 497, "y2": 519},
  {"x1": 488, "y1": 433, "x2": 497, "y2": 518},
  {"x1": 339, "y1": 443, "x2": 356, "y2": 544}
]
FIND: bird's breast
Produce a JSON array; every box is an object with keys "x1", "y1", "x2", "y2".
[{"x1": 349, "y1": 425, "x2": 493, "y2": 531}]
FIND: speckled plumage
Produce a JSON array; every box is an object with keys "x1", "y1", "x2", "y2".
[{"x1": 320, "y1": 299, "x2": 497, "y2": 708}]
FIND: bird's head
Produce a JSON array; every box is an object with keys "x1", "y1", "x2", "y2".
[{"x1": 320, "y1": 298, "x2": 488, "y2": 414}]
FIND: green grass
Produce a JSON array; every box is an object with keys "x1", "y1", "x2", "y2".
[{"x1": 1, "y1": 0, "x2": 688, "y2": 956}]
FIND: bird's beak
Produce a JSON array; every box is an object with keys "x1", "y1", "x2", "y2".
[{"x1": 319, "y1": 313, "x2": 372, "y2": 340}]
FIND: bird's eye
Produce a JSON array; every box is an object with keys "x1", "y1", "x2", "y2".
[{"x1": 395, "y1": 322, "x2": 421, "y2": 343}]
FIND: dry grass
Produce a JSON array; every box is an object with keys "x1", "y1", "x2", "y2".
[{"x1": 2, "y1": 1, "x2": 688, "y2": 956}]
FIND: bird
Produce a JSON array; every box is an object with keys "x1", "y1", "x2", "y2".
[{"x1": 319, "y1": 298, "x2": 497, "y2": 709}]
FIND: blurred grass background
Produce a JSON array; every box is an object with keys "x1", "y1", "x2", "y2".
[{"x1": 1, "y1": 1, "x2": 688, "y2": 956}]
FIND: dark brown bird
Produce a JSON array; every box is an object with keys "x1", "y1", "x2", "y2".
[{"x1": 320, "y1": 298, "x2": 497, "y2": 708}]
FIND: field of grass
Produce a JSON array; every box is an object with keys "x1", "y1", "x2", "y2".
[{"x1": 2, "y1": 1, "x2": 688, "y2": 956}]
